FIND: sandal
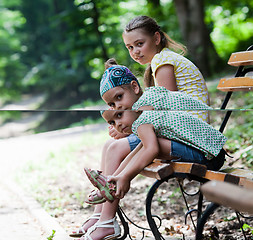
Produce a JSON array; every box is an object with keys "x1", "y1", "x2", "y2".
[
  {"x1": 85, "y1": 190, "x2": 106, "y2": 205},
  {"x1": 80, "y1": 217, "x2": 121, "y2": 240},
  {"x1": 84, "y1": 168, "x2": 116, "y2": 202},
  {"x1": 69, "y1": 213, "x2": 101, "y2": 238}
]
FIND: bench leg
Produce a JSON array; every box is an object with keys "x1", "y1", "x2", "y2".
[
  {"x1": 235, "y1": 212, "x2": 248, "y2": 240},
  {"x1": 146, "y1": 179, "x2": 166, "y2": 240},
  {"x1": 195, "y1": 202, "x2": 219, "y2": 240},
  {"x1": 116, "y1": 207, "x2": 129, "y2": 240}
]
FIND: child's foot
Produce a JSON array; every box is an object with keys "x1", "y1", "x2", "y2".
[
  {"x1": 84, "y1": 168, "x2": 116, "y2": 202},
  {"x1": 85, "y1": 190, "x2": 106, "y2": 205},
  {"x1": 80, "y1": 217, "x2": 121, "y2": 240},
  {"x1": 69, "y1": 213, "x2": 101, "y2": 238}
]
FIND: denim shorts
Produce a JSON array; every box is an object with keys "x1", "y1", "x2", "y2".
[
  {"x1": 127, "y1": 135, "x2": 225, "y2": 171},
  {"x1": 171, "y1": 141, "x2": 225, "y2": 171},
  {"x1": 127, "y1": 134, "x2": 141, "y2": 151}
]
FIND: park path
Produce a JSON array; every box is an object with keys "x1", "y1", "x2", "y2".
[{"x1": 0, "y1": 181, "x2": 46, "y2": 239}]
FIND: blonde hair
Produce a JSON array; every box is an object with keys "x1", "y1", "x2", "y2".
[{"x1": 124, "y1": 16, "x2": 187, "y2": 87}]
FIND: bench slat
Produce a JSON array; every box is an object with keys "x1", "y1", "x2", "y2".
[
  {"x1": 142, "y1": 162, "x2": 253, "y2": 189},
  {"x1": 217, "y1": 77, "x2": 253, "y2": 92},
  {"x1": 142, "y1": 161, "x2": 207, "y2": 180},
  {"x1": 204, "y1": 169, "x2": 253, "y2": 189},
  {"x1": 220, "y1": 167, "x2": 253, "y2": 179},
  {"x1": 228, "y1": 50, "x2": 253, "y2": 66},
  {"x1": 201, "y1": 181, "x2": 253, "y2": 214},
  {"x1": 141, "y1": 162, "x2": 173, "y2": 180},
  {"x1": 170, "y1": 162, "x2": 207, "y2": 177}
]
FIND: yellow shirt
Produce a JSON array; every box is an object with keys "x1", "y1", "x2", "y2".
[{"x1": 151, "y1": 48, "x2": 210, "y2": 122}]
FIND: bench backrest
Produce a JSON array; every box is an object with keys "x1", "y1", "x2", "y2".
[{"x1": 217, "y1": 45, "x2": 253, "y2": 133}]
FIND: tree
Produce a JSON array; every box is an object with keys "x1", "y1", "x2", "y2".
[
  {"x1": 173, "y1": 0, "x2": 223, "y2": 77},
  {"x1": 0, "y1": 4, "x2": 26, "y2": 101}
]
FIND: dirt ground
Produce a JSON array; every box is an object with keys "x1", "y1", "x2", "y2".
[{"x1": 58, "y1": 163, "x2": 253, "y2": 240}]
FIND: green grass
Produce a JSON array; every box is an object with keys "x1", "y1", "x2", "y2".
[
  {"x1": 69, "y1": 117, "x2": 105, "y2": 128},
  {"x1": 69, "y1": 99, "x2": 105, "y2": 109},
  {"x1": 47, "y1": 230, "x2": 56, "y2": 240},
  {"x1": 0, "y1": 111, "x2": 22, "y2": 124}
]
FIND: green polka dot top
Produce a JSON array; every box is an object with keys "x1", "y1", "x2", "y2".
[{"x1": 132, "y1": 87, "x2": 227, "y2": 160}]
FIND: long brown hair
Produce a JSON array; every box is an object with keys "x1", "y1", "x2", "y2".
[{"x1": 124, "y1": 16, "x2": 187, "y2": 87}]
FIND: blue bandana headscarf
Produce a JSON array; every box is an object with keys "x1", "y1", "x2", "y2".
[{"x1": 100, "y1": 65, "x2": 139, "y2": 97}]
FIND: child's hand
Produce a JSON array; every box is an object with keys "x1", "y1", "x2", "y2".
[
  {"x1": 108, "y1": 175, "x2": 130, "y2": 199},
  {"x1": 108, "y1": 125, "x2": 129, "y2": 139}
]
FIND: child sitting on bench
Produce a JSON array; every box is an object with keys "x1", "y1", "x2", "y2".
[{"x1": 80, "y1": 64, "x2": 227, "y2": 240}]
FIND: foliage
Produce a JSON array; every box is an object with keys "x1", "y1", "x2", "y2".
[
  {"x1": 47, "y1": 230, "x2": 56, "y2": 240},
  {"x1": 209, "y1": 89, "x2": 253, "y2": 168},
  {"x1": 0, "y1": 5, "x2": 27, "y2": 101},
  {"x1": 243, "y1": 223, "x2": 253, "y2": 235},
  {"x1": 205, "y1": 0, "x2": 253, "y2": 60},
  {"x1": 1, "y1": 0, "x2": 252, "y2": 105},
  {"x1": 1, "y1": 0, "x2": 253, "y2": 132},
  {"x1": 0, "y1": 110, "x2": 21, "y2": 123},
  {"x1": 69, "y1": 98, "x2": 105, "y2": 109}
]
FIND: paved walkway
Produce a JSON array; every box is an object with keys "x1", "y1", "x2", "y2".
[
  {"x1": 0, "y1": 178, "x2": 72, "y2": 240},
  {"x1": 0, "y1": 182, "x2": 46, "y2": 239}
]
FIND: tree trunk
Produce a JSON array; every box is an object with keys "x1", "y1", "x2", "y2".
[{"x1": 173, "y1": 0, "x2": 222, "y2": 77}]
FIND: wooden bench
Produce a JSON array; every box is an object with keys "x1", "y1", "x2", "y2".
[
  {"x1": 217, "y1": 76, "x2": 253, "y2": 92},
  {"x1": 217, "y1": 50, "x2": 253, "y2": 92},
  {"x1": 200, "y1": 181, "x2": 253, "y2": 215},
  {"x1": 227, "y1": 50, "x2": 253, "y2": 66},
  {"x1": 139, "y1": 45, "x2": 253, "y2": 240}
]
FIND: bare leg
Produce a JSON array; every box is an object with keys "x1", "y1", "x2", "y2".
[
  {"x1": 112, "y1": 142, "x2": 143, "y2": 176},
  {"x1": 79, "y1": 138, "x2": 171, "y2": 237},
  {"x1": 103, "y1": 138, "x2": 131, "y2": 175},
  {"x1": 83, "y1": 200, "x2": 120, "y2": 240},
  {"x1": 113, "y1": 138, "x2": 172, "y2": 177},
  {"x1": 78, "y1": 138, "x2": 131, "y2": 233},
  {"x1": 157, "y1": 138, "x2": 172, "y2": 159}
]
